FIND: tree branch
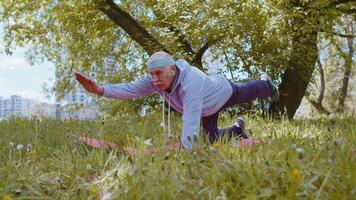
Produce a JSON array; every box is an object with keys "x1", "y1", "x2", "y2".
[
  {"x1": 192, "y1": 42, "x2": 209, "y2": 68},
  {"x1": 98, "y1": 0, "x2": 222, "y2": 69},
  {"x1": 168, "y1": 26, "x2": 195, "y2": 56},
  {"x1": 307, "y1": 0, "x2": 355, "y2": 10},
  {"x1": 137, "y1": 0, "x2": 202, "y2": 59},
  {"x1": 332, "y1": 31, "x2": 356, "y2": 38},
  {"x1": 303, "y1": 56, "x2": 329, "y2": 115},
  {"x1": 305, "y1": 96, "x2": 330, "y2": 115},
  {"x1": 98, "y1": 0, "x2": 168, "y2": 55},
  {"x1": 336, "y1": 8, "x2": 356, "y2": 14},
  {"x1": 316, "y1": 57, "x2": 326, "y2": 105},
  {"x1": 223, "y1": 50, "x2": 236, "y2": 81},
  {"x1": 147, "y1": 4, "x2": 195, "y2": 56},
  {"x1": 324, "y1": 0, "x2": 355, "y2": 8}
]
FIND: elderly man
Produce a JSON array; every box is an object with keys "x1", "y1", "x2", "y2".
[{"x1": 75, "y1": 51, "x2": 279, "y2": 150}]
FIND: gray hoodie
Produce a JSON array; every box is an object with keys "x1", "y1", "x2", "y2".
[{"x1": 102, "y1": 59, "x2": 232, "y2": 150}]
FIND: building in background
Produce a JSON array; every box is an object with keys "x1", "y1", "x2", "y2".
[
  {"x1": 59, "y1": 103, "x2": 99, "y2": 120},
  {"x1": 0, "y1": 95, "x2": 45, "y2": 119},
  {"x1": 0, "y1": 57, "x2": 120, "y2": 120},
  {"x1": 0, "y1": 97, "x2": 4, "y2": 119},
  {"x1": 56, "y1": 82, "x2": 99, "y2": 120},
  {"x1": 31, "y1": 102, "x2": 57, "y2": 118},
  {"x1": 0, "y1": 94, "x2": 95, "y2": 120},
  {"x1": 64, "y1": 86, "x2": 93, "y2": 105},
  {"x1": 104, "y1": 56, "x2": 121, "y2": 76}
]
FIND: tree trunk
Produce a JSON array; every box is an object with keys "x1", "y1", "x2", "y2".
[
  {"x1": 268, "y1": 0, "x2": 355, "y2": 119},
  {"x1": 337, "y1": 37, "x2": 353, "y2": 112},
  {"x1": 316, "y1": 57, "x2": 326, "y2": 105},
  {"x1": 270, "y1": 32, "x2": 318, "y2": 119}
]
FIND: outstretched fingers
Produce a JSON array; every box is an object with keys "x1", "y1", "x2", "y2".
[
  {"x1": 74, "y1": 72, "x2": 99, "y2": 93},
  {"x1": 74, "y1": 72, "x2": 91, "y2": 85}
]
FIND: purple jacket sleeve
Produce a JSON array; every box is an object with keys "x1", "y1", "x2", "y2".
[
  {"x1": 180, "y1": 71, "x2": 205, "y2": 150},
  {"x1": 102, "y1": 75, "x2": 157, "y2": 99}
]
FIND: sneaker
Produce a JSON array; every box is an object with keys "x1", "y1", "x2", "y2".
[
  {"x1": 234, "y1": 118, "x2": 248, "y2": 139},
  {"x1": 261, "y1": 74, "x2": 279, "y2": 102}
]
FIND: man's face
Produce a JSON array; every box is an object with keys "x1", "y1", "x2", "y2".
[{"x1": 149, "y1": 65, "x2": 176, "y2": 91}]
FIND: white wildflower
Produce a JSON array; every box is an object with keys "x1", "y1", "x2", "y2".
[
  {"x1": 9, "y1": 142, "x2": 14, "y2": 147},
  {"x1": 296, "y1": 147, "x2": 304, "y2": 153},
  {"x1": 25, "y1": 144, "x2": 32, "y2": 154},
  {"x1": 144, "y1": 138, "x2": 152, "y2": 146},
  {"x1": 17, "y1": 144, "x2": 24, "y2": 150},
  {"x1": 93, "y1": 160, "x2": 131, "y2": 200}
]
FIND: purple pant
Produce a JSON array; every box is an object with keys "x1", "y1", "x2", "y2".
[{"x1": 202, "y1": 80, "x2": 271, "y2": 142}]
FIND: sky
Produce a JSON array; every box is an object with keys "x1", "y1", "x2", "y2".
[{"x1": 0, "y1": 23, "x2": 55, "y2": 103}]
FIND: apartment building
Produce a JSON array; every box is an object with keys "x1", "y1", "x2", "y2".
[{"x1": 0, "y1": 95, "x2": 39, "y2": 119}]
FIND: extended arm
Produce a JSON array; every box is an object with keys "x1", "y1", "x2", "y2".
[{"x1": 75, "y1": 72, "x2": 157, "y2": 99}]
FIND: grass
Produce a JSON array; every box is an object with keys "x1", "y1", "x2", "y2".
[{"x1": 0, "y1": 113, "x2": 355, "y2": 199}]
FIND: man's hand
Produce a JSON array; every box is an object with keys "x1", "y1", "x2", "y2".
[{"x1": 74, "y1": 72, "x2": 104, "y2": 95}]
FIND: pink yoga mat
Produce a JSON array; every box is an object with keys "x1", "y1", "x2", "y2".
[
  {"x1": 79, "y1": 136, "x2": 117, "y2": 149},
  {"x1": 78, "y1": 136, "x2": 261, "y2": 155}
]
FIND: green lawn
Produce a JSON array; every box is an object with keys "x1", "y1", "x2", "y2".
[{"x1": 1, "y1": 114, "x2": 355, "y2": 199}]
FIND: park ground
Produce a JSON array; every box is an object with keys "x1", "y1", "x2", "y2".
[{"x1": 0, "y1": 114, "x2": 355, "y2": 199}]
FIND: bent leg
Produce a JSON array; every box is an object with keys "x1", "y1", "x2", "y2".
[
  {"x1": 202, "y1": 112, "x2": 244, "y2": 143},
  {"x1": 223, "y1": 80, "x2": 271, "y2": 108}
]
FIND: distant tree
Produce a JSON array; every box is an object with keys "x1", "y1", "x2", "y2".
[
  {"x1": 306, "y1": 15, "x2": 355, "y2": 115},
  {"x1": 305, "y1": 56, "x2": 331, "y2": 115},
  {"x1": 334, "y1": 17, "x2": 354, "y2": 112}
]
